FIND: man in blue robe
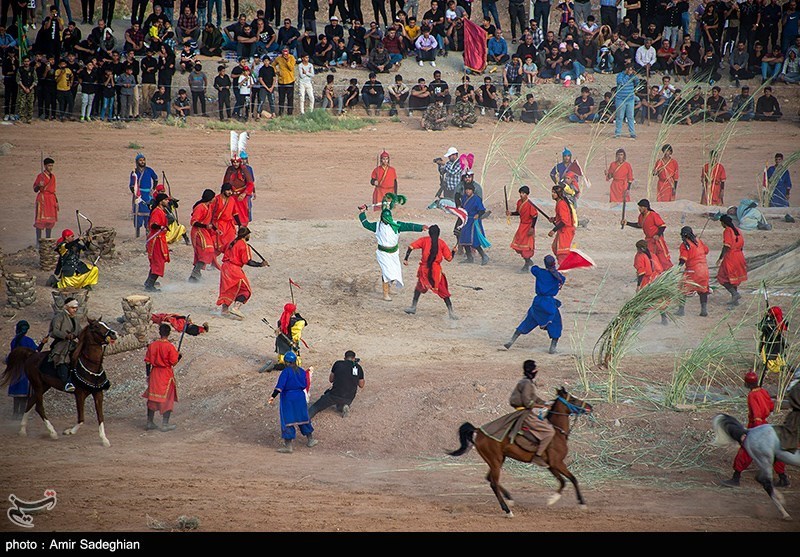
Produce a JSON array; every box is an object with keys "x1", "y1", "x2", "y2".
[
  {"x1": 767, "y1": 153, "x2": 792, "y2": 208},
  {"x1": 129, "y1": 153, "x2": 159, "y2": 238},
  {"x1": 503, "y1": 255, "x2": 566, "y2": 354},
  {"x1": 457, "y1": 183, "x2": 490, "y2": 265},
  {"x1": 267, "y1": 351, "x2": 318, "y2": 453}
]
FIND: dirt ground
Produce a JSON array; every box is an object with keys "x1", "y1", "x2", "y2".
[{"x1": 1, "y1": 115, "x2": 799, "y2": 532}]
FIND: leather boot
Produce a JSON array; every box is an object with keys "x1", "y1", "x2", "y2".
[
  {"x1": 188, "y1": 262, "x2": 203, "y2": 282},
  {"x1": 382, "y1": 282, "x2": 392, "y2": 301},
  {"x1": 699, "y1": 301, "x2": 708, "y2": 317},
  {"x1": 549, "y1": 338, "x2": 559, "y2": 354},
  {"x1": 405, "y1": 291, "x2": 420, "y2": 314},
  {"x1": 675, "y1": 305, "x2": 685, "y2": 317},
  {"x1": 277, "y1": 439, "x2": 293, "y2": 453},
  {"x1": 777, "y1": 474, "x2": 791, "y2": 488},
  {"x1": 504, "y1": 331, "x2": 520, "y2": 350},
  {"x1": 720, "y1": 470, "x2": 740, "y2": 487}
]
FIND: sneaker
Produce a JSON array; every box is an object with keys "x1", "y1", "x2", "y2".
[
  {"x1": 64, "y1": 382, "x2": 75, "y2": 393},
  {"x1": 159, "y1": 424, "x2": 177, "y2": 432},
  {"x1": 418, "y1": 60, "x2": 424, "y2": 66},
  {"x1": 3, "y1": 115, "x2": 8, "y2": 121},
  {"x1": 431, "y1": 61, "x2": 436, "y2": 67},
  {"x1": 341, "y1": 404, "x2": 350, "y2": 418},
  {"x1": 480, "y1": 107, "x2": 486, "y2": 115}
]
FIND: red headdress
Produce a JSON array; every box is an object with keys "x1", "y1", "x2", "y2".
[
  {"x1": 768, "y1": 307, "x2": 787, "y2": 331},
  {"x1": 58, "y1": 229, "x2": 75, "y2": 243},
  {"x1": 279, "y1": 303, "x2": 297, "y2": 335}
]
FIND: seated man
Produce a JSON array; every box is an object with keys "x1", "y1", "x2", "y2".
[
  {"x1": 634, "y1": 37, "x2": 656, "y2": 77},
  {"x1": 366, "y1": 41, "x2": 394, "y2": 73},
  {"x1": 200, "y1": 22, "x2": 224, "y2": 56},
  {"x1": 728, "y1": 40, "x2": 754, "y2": 85},
  {"x1": 761, "y1": 48, "x2": 784, "y2": 83},
  {"x1": 151, "y1": 85, "x2": 169, "y2": 118},
  {"x1": 704, "y1": 86, "x2": 731, "y2": 122},
  {"x1": 597, "y1": 91, "x2": 615, "y2": 122},
  {"x1": 638, "y1": 84, "x2": 665, "y2": 122},
  {"x1": 595, "y1": 45, "x2": 614, "y2": 73},
  {"x1": 731, "y1": 85, "x2": 755, "y2": 121},
  {"x1": 312, "y1": 34, "x2": 334, "y2": 69},
  {"x1": 382, "y1": 27, "x2": 405, "y2": 66},
  {"x1": 568, "y1": 86, "x2": 598, "y2": 123},
  {"x1": 388, "y1": 74, "x2": 410, "y2": 116},
  {"x1": 123, "y1": 22, "x2": 146, "y2": 55},
  {"x1": 172, "y1": 88, "x2": 191, "y2": 120},
  {"x1": 487, "y1": 28, "x2": 510, "y2": 65},
  {"x1": 754, "y1": 86, "x2": 782, "y2": 121},
  {"x1": 421, "y1": 97, "x2": 448, "y2": 130},
  {"x1": 415, "y1": 27, "x2": 438, "y2": 67},
  {"x1": 450, "y1": 90, "x2": 478, "y2": 128},
  {"x1": 408, "y1": 77, "x2": 432, "y2": 115},
  {"x1": 476, "y1": 75, "x2": 498, "y2": 115},
  {"x1": 338, "y1": 77, "x2": 360, "y2": 114},
  {"x1": 654, "y1": 39, "x2": 675, "y2": 73},
  {"x1": 503, "y1": 54, "x2": 524, "y2": 95},
  {"x1": 361, "y1": 72, "x2": 385, "y2": 115},
  {"x1": 176, "y1": 5, "x2": 200, "y2": 44},
  {"x1": 520, "y1": 93, "x2": 541, "y2": 123}
]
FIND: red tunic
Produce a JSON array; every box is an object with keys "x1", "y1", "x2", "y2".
[
  {"x1": 210, "y1": 194, "x2": 240, "y2": 256},
  {"x1": 634, "y1": 251, "x2": 663, "y2": 289},
  {"x1": 552, "y1": 199, "x2": 576, "y2": 264},
  {"x1": 142, "y1": 338, "x2": 179, "y2": 413},
  {"x1": 717, "y1": 227, "x2": 747, "y2": 286},
  {"x1": 33, "y1": 171, "x2": 59, "y2": 229},
  {"x1": 146, "y1": 206, "x2": 170, "y2": 277},
  {"x1": 217, "y1": 239, "x2": 253, "y2": 306},
  {"x1": 370, "y1": 165, "x2": 398, "y2": 210},
  {"x1": 607, "y1": 161, "x2": 633, "y2": 203},
  {"x1": 654, "y1": 158, "x2": 679, "y2": 202},
  {"x1": 190, "y1": 201, "x2": 217, "y2": 266},
  {"x1": 638, "y1": 210, "x2": 673, "y2": 270},
  {"x1": 409, "y1": 236, "x2": 453, "y2": 299},
  {"x1": 223, "y1": 166, "x2": 255, "y2": 226},
  {"x1": 510, "y1": 198, "x2": 537, "y2": 259},
  {"x1": 701, "y1": 163, "x2": 726, "y2": 205},
  {"x1": 733, "y1": 387, "x2": 786, "y2": 473},
  {"x1": 678, "y1": 239, "x2": 710, "y2": 294}
]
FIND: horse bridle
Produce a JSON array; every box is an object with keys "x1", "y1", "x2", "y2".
[{"x1": 75, "y1": 323, "x2": 117, "y2": 378}]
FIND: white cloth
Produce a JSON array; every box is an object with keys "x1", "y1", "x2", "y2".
[{"x1": 374, "y1": 221, "x2": 403, "y2": 286}]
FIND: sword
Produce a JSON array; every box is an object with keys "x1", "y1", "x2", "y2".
[
  {"x1": 145, "y1": 227, "x2": 167, "y2": 245},
  {"x1": 177, "y1": 314, "x2": 190, "y2": 353},
  {"x1": 261, "y1": 317, "x2": 302, "y2": 352},
  {"x1": 527, "y1": 199, "x2": 551, "y2": 221}
]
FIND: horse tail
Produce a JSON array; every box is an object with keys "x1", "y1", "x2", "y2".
[
  {"x1": 712, "y1": 414, "x2": 748, "y2": 447},
  {"x1": 1, "y1": 347, "x2": 34, "y2": 388},
  {"x1": 448, "y1": 422, "x2": 477, "y2": 457}
]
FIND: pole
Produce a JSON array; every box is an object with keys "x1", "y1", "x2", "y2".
[
  {"x1": 289, "y1": 278, "x2": 295, "y2": 305},
  {"x1": 503, "y1": 184, "x2": 510, "y2": 225},
  {"x1": 759, "y1": 280, "x2": 770, "y2": 386},
  {"x1": 76, "y1": 209, "x2": 82, "y2": 236},
  {"x1": 247, "y1": 243, "x2": 269, "y2": 265},
  {"x1": 527, "y1": 200, "x2": 552, "y2": 221},
  {"x1": 163, "y1": 171, "x2": 179, "y2": 224},
  {"x1": 177, "y1": 314, "x2": 190, "y2": 353}
]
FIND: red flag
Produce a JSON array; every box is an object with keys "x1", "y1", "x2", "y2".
[
  {"x1": 558, "y1": 249, "x2": 595, "y2": 272},
  {"x1": 443, "y1": 205, "x2": 468, "y2": 223},
  {"x1": 289, "y1": 278, "x2": 301, "y2": 289},
  {"x1": 463, "y1": 18, "x2": 487, "y2": 73}
]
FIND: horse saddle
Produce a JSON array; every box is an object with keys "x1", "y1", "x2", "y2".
[
  {"x1": 514, "y1": 427, "x2": 541, "y2": 453},
  {"x1": 37, "y1": 353, "x2": 60, "y2": 378}
]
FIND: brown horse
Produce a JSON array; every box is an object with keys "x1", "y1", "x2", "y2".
[
  {"x1": 1, "y1": 318, "x2": 118, "y2": 447},
  {"x1": 448, "y1": 386, "x2": 593, "y2": 517}
]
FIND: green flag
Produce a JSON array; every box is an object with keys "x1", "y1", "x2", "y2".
[{"x1": 17, "y1": 16, "x2": 28, "y2": 59}]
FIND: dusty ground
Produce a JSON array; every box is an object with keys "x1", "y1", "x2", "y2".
[{"x1": 1, "y1": 112, "x2": 799, "y2": 532}]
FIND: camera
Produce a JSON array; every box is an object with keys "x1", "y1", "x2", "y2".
[{"x1": 354, "y1": 358, "x2": 361, "y2": 363}]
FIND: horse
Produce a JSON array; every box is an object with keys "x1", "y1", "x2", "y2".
[
  {"x1": 712, "y1": 414, "x2": 800, "y2": 521},
  {"x1": 1, "y1": 318, "x2": 118, "y2": 447},
  {"x1": 448, "y1": 386, "x2": 593, "y2": 517}
]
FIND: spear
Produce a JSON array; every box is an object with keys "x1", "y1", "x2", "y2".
[{"x1": 177, "y1": 314, "x2": 190, "y2": 353}]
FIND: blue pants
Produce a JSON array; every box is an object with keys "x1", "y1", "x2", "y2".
[
  {"x1": 533, "y1": 2, "x2": 550, "y2": 34},
  {"x1": 482, "y1": 0, "x2": 500, "y2": 27},
  {"x1": 569, "y1": 112, "x2": 599, "y2": 122},
  {"x1": 207, "y1": 0, "x2": 223, "y2": 27},
  {"x1": 100, "y1": 96, "x2": 114, "y2": 120},
  {"x1": 516, "y1": 295, "x2": 562, "y2": 339},
  {"x1": 761, "y1": 62, "x2": 781, "y2": 80},
  {"x1": 615, "y1": 98, "x2": 636, "y2": 137},
  {"x1": 282, "y1": 422, "x2": 313, "y2": 440}
]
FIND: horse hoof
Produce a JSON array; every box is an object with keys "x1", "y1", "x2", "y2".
[
  {"x1": 49, "y1": 432, "x2": 59, "y2": 440},
  {"x1": 507, "y1": 499, "x2": 515, "y2": 507},
  {"x1": 579, "y1": 504, "x2": 588, "y2": 510},
  {"x1": 547, "y1": 494, "x2": 562, "y2": 506},
  {"x1": 782, "y1": 514, "x2": 792, "y2": 522},
  {"x1": 101, "y1": 439, "x2": 111, "y2": 448},
  {"x1": 63, "y1": 428, "x2": 73, "y2": 435},
  {"x1": 505, "y1": 511, "x2": 514, "y2": 518},
  {"x1": 18, "y1": 429, "x2": 27, "y2": 437}
]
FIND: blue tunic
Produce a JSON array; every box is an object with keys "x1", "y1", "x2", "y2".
[
  {"x1": 275, "y1": 366, "x2": 313, "y2": 440},
  {"x1": 130, "y1": 167, "x2": 159, "y2": 229},
  {"x1": 458, "y1": 194, "x2": 487, "y2": 248},
  {"x1": 515, "y1": 266, "x2": 565, "y2": 340},
  {"x1": 767, "y1": 165, "x2": 792, "y2": 208},
  {"x1": 7, "y1": 335, "x2": 35, "y2": 397}
]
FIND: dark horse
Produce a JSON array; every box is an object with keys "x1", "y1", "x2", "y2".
[
  {"x1": 1, "y1": 318, "x2": 118, "y2": 447},
  {"x1": 448, "y1": 386, "x2": 593, "y2": 516}
]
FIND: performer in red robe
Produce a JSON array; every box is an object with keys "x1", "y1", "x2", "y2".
[
  {"x1": 33, "y1": 157, "x2": 59, "y2": 243},
  {"x1": 144, "y1": 193, "x2": 171, "y2": 292},
  {"x1": 634, "y1": 239, "x2": 669, "y2": 325},
  {"x1": 370, "y1": 151, "x2": 398, "y2": 211},
  {"x1": 677, "y1": 226, "x2": 710, "y2": 317},
  {"x1": 151, "y1": 313, "x2": 210, "y2": 335},
  {"x1": 142, "y1": 323, "x2": 180, "y2": 431},
  {"x1": 210, "y1": 183, "x2": 241, "y2": 257},
  {"x1": 701, "y1": 151, "x2": 726, "y2": 205},
  {"x1": 606, "y1": 148, "x2": 634, "y2": 203},
  {"x1": 216, "y1": 227, "x2": 267, "y2": 319},
  {"x1": 716, "y1": 214, "x2": 747, "y2": 306},
  {"x1": 548, "y1": 184, "x2": 576, "y2": 265},
  {"x1": 189, "y1": 189, "x2": 219, "y2": 282},
  {"x1": 223, "y1": 156, "x2": 255, "y2": 226},
  {"x1": 721, "y1": 371, "x2": 789, "y2": 488},
  {"x1": 508, "y1": 185, "x2": 538, "y2": 272},
  {"x1": 402, "y1": 225, "x2": 457, "y2": 320},
  {"x1": 623, "y1": 199, "x2": 673, "y2": 270},
  {"x1": 653, "y1": 144, "x2": 679, "y2": 202}
]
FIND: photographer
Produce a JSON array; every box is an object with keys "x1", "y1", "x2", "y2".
[
  {"x1": 433, "y1": 146, "x2": 462, "y2": 201},
  {"x1": 307, "y1": 351, "x2": 365, "y2": 419}
]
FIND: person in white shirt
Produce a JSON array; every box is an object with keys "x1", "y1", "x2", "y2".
[
  {"x1": 635, "y1": 37, "x2": 657, "y2": 77},
  {"x1": 297, "y1": 53, "x2": 315, "y2": 115},
  {"x1": 657, "y1": 75, "x2": 676, "y2": 107},
  {"x1": 580, "y1": 15, "x2": 599, "y2": 41},
  {"x1": 237, "y1": 67, "x2": 256, "y2": 120}
]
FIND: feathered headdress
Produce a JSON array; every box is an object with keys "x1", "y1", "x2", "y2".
[
  {"x1": 459, "y1": 153, "x2": 475, "y2": 172},
  {"x1": 381, "y1": 193, "x2": 407, "y2": 211},
  {"x1": 229, "y1": 131, "x2": 249, "y2": 160}
]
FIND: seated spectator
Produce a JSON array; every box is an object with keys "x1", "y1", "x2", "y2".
[
  {"x1": 731, "y1": 85, "x2": 755, "y2": 121},
  {"x1": 597, "y1": 91, "x2": 615, "y2": 122},
  {"x1": 455, "y1": 75, "x2": 475, "y2": 101},
  {"x1": 415, "y1": 27, "x2": 437, "y2": 66},
  {"x1": 366, "y1": 41, "x2": 394, "y2": 72},
  {"x1": 704, "y1": 85, "x2": 731, "y2": 122},
  {"x1": 224, "y1": 14, "x2": 249, "y2": 50},
  {"x1": 451, "y1": 90, "x2": 478, "y2": 128},
  {"x1": 365, "y1": 20, "x2": 384, "y2": 52},
  {"x1": 580, "y1": 35, "x2": 597, "y2": 71},
  {"x1": 728, "y1": 41, "x2": 753, "y2": 85},
  {"x1": 347, "y1": 19, "x2": 367, "y2": 52},
  {"x1": 361, "y1": 72, "x2": 384, "y2": 115},
  {"x1": 658, "y1": 75, "x2": 676, "y2": 107},
  {"x1": 580, "y1": 15, "x2": 599, "y2": 41},
  {"x1": 278, "y1": 18, "x2": 301, "y2": 55},
  {"x1": 476, "y1": 75, "x2": 498, "y2": 115},
  {"x1": 236, "y1": 23, "x2": 258, "y2": 59},
  {"x1": 312, "y1": 34, "x2": 333, "y2": 69},
  {"x1": 780, "y1": 50, "x2": 800, "y2": 84},
  {"x1": 124, "y1": 22, "x2": 146, "y2": 55},
  {"x1": 151, "y1": 84, "x2": 169, "y2": 118},
  {"x1": 654, "y1": 39, "x2": 674, "y2": 72},
  {"x1": 634, "y1": 37, "x2": 656, "y2": 77},
  {"x1": 429, "y1": 70, "x2": 451, "y2": 107},
  {"x1": 522, "y1": 55, "x2": 538, "y2": 85},
  {"x1": 748, "y1": 42, "x2": 765, "y2": 74},
  {"x1": 673, "y1": 47, "x2": 693, "y2": 81},
  {"x1": 331, "y1": 38, "x2": 349, "y2": 67},
  {"x1": 539, "y1": 46, "x2": 562, "y2": 80},
  {"x1": 299, "y1": 28, "x2": 317, "y2": 58},
  {"x1": 497, "y1": 96, "x2": 514, "y2": 121},
  {"x1": 560, "y1": 41, "x2": 585, "y2": 82},
  {"x1": 516, "y1": 33, "x2": 537, "y2": 64},
  {"x1": 349, "y1": 43, "x2": 365, "y2": 67},
  {"x1": 638, "y1": 84, "x2": 665, "y2": 122},
  {"x1": 696, "y1": 48, "x2": 721, "y2": 84},
  {"x1": 421, "y1": 98, "x2": 448, "y2": 130},
  {"x1": 643, "y1": 21, "x2": 661, "y2": 44},
  {"x1": 173, "y1": 88, "x2": 191, "y2": 119},
  {"x1": 595, "y1": 44, "x2": 614, "y2": 73},
  {"x1": 388, "y1": 73, "x2": 410, "y2": 116},
  {"x1": 408, "y1": 77, "x2": 432, "y2": 115},
  {"x1": 179, "y1": 42, "x2": 196, "y2": 73},
  {"x1": 503, "y1": 54, "x2": 524, "y2": 95},
  {"x1": 382, "y1": 28, "x2": 404, "y2": 66},
  {"x1": 520, "y1": 93, "x2": 541, "y2": 123},
  {"x1": 338, "y1": 77, "x2": 360, "y2": 114},
  {"x1": 761, "y1": 48, "x2": 783, "y2": 83},
  {"x1": 616, "y1": 16, "x2": 637, "y2": 41},
  {"x1": 324, "y1": 16, "x2": 345, "y2": 43},
  {"x1": 569, "y1": 86, "x2": 598, "y2": 123},
  {"x1": 487, "y1": 29, "x2": 509, "y2": 65},
  {"x1": 402, "y1": 16, "x2": 422, "y2": 52},
  {"x1": 681, "y1": 89, "x2": 705, "y2": 125},
  {"x1": 754, "y1": 86, "x2": 782, "y2": 120},
  {"x1": 200, "y1": 22, "x2": 223, "y2": 56},
  {"x1": 177, "y1": 5, "x2": 200, "y2": 44}
]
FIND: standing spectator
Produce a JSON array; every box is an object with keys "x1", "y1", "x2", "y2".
[
  {"x1": 187, "y1": 62, "x2": 207, "y2": 116},
  {"x1": 99, "y1": 67, "x2": 115, "y2": 121},
  {"x1": 116, "y1": 64, "x2": 136, "y2": 120},
  {"x1": 2, "y1": 47, "x2": 18, "y2": 121},
  {"x1": 615, "y1": 62, "x2": 638, "y2": 139},
  {"x1": 140, "y1": 50, "x2": 158, "y2": 117},
  {"x1": 572, "y1": 0, "x2": 590, "y2": 26},
  {"x1": 77, "y1": 60, "x2": 96, "y2": 121},
  {"x1": 757, "y1": 0, "x2": 781, "y2": 53},
  {"x1": 16, "y1": 56, "x2": 36, "y2": 124},
  {"x1": 321, "y1": 73, "x2": 336, "y2": 109},
  {"x1": 300, "y1": 0, "x2": 317, "y2": 36},
  {"x1": 256, "y1": 54, "x2": 277, "y2": 118},
  {"x1": 296, "y1": 52, "x2": 314, "y2": 114},
  {"x1": 782, "y1": 2, "x2": 799, "y2": 54},
  {"x1": 213, "y1": 64, "x2": 231, "y2": 119},
  {"x1": 54, "y1": 59, "x2": 74, "y2": 121},
  {"x1": 307, "y1": 351, "x2": 365, "y2": 419},
  {"x1": 158, "y1": 45, "x2": 176, "y2": 101},
  {"x1": 599, "y1": 0, "x2": 618, "y2": 29},
  {"x1": 508, "y1": 0, "x2": 526, "y2": 43},
  {"x1": 361, "y1": 71, "x2": 384, "y2": 115},
  {"x1": 533, "y1": 0, "x2": 552, "y2": 34},
  {"x1": 754, "y1": 86, "x2": 781, "y2": 121},
  {"x1": 273, "y1": 47, "x2": 296, "y2": 115},
  {"x1": 236, "y1": 67, "x2": 254, "y2": 120},
  {"x1": 481, "y1": 0, "x2": 500, "y2": 28},
  {"x1": 101, "y1": 0, "x2": 115, "y2": 25}
]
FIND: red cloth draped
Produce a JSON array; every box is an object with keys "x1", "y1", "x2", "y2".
[
  {"x1": 607, "y1": 161, "x2": 633, "y2": 203},
  {"x1": 147, "y1": 206, "x2": 170, "y2": 277},
  {"x1": 654, "y1": 158, "x2": 679, "y2": 202},
  {"x1": 463, "y1": 18, "x2": 487, "y2": 73},
  {"x1": 33, "y1": 172, "x2": 59, "y2": 229},
  {"x1": 717, "y1": 227, "x2": 747, "y2": 286},
  {"x1": 679, "y1": 239, "x2": 710, "y2": 294},
  {"x1": 190, "y1": 202, "x2": 217, "y2": 266},
  {"x1": 634, "y1": 251, "x2": 663, "y2": 289},
  {"x1": 638, "y1": 210, "x2": 673, "y2": 269},
  {"x1": 211, "y1": 194, "x2": 239, "y2": 256},
  {"x1": 224, "y1": 166, "x2": 255, "y2": 226},
  {"x1": 370, "y1": 165, "x2": 398, "y2": 211},
  {"x1": 510, "y1": 199, "x2": 537, "y2": 259},
  {"x1": 733, "y1": 386, "x2": 786, "y2": 473},
  {"x1": 142, "y1": 338, "x2": 179, "y2": 413},
  {"x1": 216, "y1": 239, "x2": 253, "y2": 306},
  {"x1": 552, "y1": 199, "x2": 575, "y2": 264},
  {"x1": 410, "y1": 236, "x2": 453, "y2": 299},
  {"x1": 701, "y1": 163, "x2": 726, "y2": 205},
  {"x1": 279, "y1": 303, "x2": 297, "y2": 335}
]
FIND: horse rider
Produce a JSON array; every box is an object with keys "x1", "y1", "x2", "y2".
[
  {"x1": 510, "y1": 359, "x2": 555, "y2": 467},
  {"x1": 48, "y1": 297, "x2": 82, "y2": 393}
]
